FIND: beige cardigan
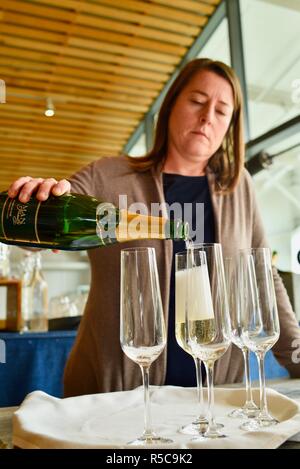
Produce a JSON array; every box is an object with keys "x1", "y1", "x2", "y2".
[{"x1": 64, "y1": 156, "x2": 300, "y2": 397}]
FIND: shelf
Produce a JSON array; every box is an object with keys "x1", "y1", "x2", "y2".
[{"x1": 43, "y1": 262, "x2": 90, "y2": 271}]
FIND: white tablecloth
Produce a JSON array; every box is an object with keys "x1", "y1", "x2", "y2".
[{"x1": 12, "y1": 386, "x2": 300, "y2": 449}]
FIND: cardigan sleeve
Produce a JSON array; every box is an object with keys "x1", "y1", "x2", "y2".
[
  {"x1": 68, "y1": 161, "x2": 96, "y2": 197},
  {"x1": 245, "y1": 170, "x2": 300, "y2": 377}
]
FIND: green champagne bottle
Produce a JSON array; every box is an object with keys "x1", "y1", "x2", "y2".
[{"x1": 0, "y1": 192, "x2": 189, "y2": 251}]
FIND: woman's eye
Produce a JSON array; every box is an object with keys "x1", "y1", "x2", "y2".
[
  {"x1": 217, "y1": 110, "x2": 227, "y2": 116},
  {"x1": 191, "y1": 100, "x2": 204, "y2": 105}
]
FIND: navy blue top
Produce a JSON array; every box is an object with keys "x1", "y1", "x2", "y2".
[{"x1": 163, "y1": 173, "x2": 215, "y2": 386}]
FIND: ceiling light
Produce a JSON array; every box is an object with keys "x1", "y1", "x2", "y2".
[{"x1": 45, "y1": 97, "x2": 55, "y2": 117}]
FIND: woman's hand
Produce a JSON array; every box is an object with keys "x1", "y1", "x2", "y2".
[
  {"x1": 7, "y1": 177, "x2": 71, "y2": 253},
  {"x1": 8, "y1": 177, "x2": 71, "y2": 203}
]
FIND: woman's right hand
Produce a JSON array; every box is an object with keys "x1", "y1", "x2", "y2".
[{"x1": 7, "y1": 177, "x2": 71, "y2": 203}]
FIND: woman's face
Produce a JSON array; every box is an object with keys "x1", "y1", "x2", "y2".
[{"x1": 167, "y1": 69, "x2": 234, "y2": 164}]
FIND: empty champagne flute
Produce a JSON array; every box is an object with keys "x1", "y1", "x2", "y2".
[
  {"x1": 239, "y1": 247, "x2": 280, "y2": 431},
  {"x1": 225, "y1": 257, "x2": 259, "y2": 419},
  {"x1": 186, "y1": 243, "x2": 232, "y2": 439},
  {"x1": 120, "y1": 247, "x2": 173, "y2": 446},
  {"x1": 175, "y1": 250, "x2": 208, "y2": 435}
]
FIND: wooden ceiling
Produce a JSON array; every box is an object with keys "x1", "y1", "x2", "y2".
[{"x1": 0, "y1": 0, "x2": 221, "y2": 190}]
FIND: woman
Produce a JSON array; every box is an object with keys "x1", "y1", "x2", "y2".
[{"x1": 8, "y1": 58, "x2": 300, "y2": 396}]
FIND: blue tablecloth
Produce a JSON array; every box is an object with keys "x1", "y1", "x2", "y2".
[
  {"x1": 249, "y1": 350, "x2": 289, "y2": 381},
  {"x1": 0, "y1": 331, "x2": 76, "y2": 407},
  {"x1": 0, "y1": 330, "x2": 289, "y2": 407}
]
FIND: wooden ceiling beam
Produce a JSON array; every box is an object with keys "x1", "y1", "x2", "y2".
[
  {"x1": 0, "y1": 132, "x2": 127, "y2": 149},
  {"x1": 2, "y1": 11, "x2": 187, "y2": 55},
  {"x1": 1, "y1": 103, "x2": 142, "y2": 125},
  {"x1": 0, "y1": 139, "x2": 123, "y2": 154},
  {"x1": 0, "y1": 120, "x2": 130, "y2": 140},
  {"x1": 76, "y1": 13, "x2": 194, "y2": 46},
  {"x1": 0, "y1": 71, "x2": 161, "y2": 102},
  {"x1": 98, "y1": 0, "x2": 208, "y2": 26},
  {"x1": 0, "y1": 111, "x2": 135, "y2": 132},
  {"x1": 151, "y1": 0, "x2": 215, "y2": 15},
  {"x1": 1, "y1": 0, "x2": 195, "y2": 46},
  {"x1": 0, "y1": 24, "x2": 180, "y2": 68},
  {"x1": 7, "y1": 85, "x2": 153, "y2": 107},
  {"x1": 0, "y1": 146, "x2": 109, "y2": 160},
  {"x1": 0, "y1": 160, "x2": 89, "y2": 174},
  {"x1": 0, "y1": 53, "x2": 165, "y2": 89},
  {"x1": 0, "y1": 153, "x2": 96, "y2": 166},
  {"x1": 0, "y1": 35, "x2": 172, "y2": 76},
  {"x1": 67, "y1": 36, "x2": 179, "y2": 66},
  {"x1": 0, "y1": 131, "x2": 126, "y2": 147},
  {"x1": 11, "y1": 0, "x2": 200, "y2": 35},
  {"x1": 3, "y1": 75, "x2": 158, "y2": 100},
  {"x1": 1, "y1": 0, "x2": 77, "y2": 22},
  {"x1": 0, "y1": 46, "x2": 161, "y2": 90}
]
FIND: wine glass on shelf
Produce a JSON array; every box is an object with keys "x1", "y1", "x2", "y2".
[
  {"x1": 186, "y1": 243, "x2": 232, "y2": 439},
  {"x1": 120, "y1": 247, "x2": 173, "y2": 446},
  {"x1": 175, "y1": 250, "x2": 208, "y2": 435},
  {"x1": 224, "y1": 257, "x2": 259, "y2": 419},
  {"x1": 239, "y1": 247, "x2": 280, "y2": 431}
]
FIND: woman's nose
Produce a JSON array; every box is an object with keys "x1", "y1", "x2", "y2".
[{"x1": 199, "y1": 105, "x2": 213, "y2": 124}]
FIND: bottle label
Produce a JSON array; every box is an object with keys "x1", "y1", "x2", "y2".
[{"x1": 1, "y1": 196, "x2": 41, "y2": 243}]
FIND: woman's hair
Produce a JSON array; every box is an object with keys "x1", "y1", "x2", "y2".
[{"x1": 126, "y1": 58, "x2": 245, "y2": 193}]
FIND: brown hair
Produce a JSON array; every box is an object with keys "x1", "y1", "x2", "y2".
[{"x1": 126, "y1": 58, "x2": 245, "y2": 193}]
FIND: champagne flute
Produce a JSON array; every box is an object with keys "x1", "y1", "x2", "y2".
[
  {"x1": 186, "y1": 243, "x2": 232, "y2": 439},
  {"x1": 225, "y1": 257, "x2": 259, "y2": 419},
  {"x1": 120, "y1": 247, "x2": 173, "y2": 446},
  {"x1": 239, "y1": 247, "x2": 280, "y2": 430},
  {"x1": 175, "y1": 250, "x2": 208, "y2": 435}
]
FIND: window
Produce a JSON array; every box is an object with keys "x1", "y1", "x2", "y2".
[
  {"x1": 197, "y1": 18, "x2": 231, "y2": 66},
  {"x1": 127, "y1": 133, "x2": 146, "y2": 157},
  {"x1": 241, "y1": 0, "x2": 300, "y2": 139},
  {"x1": 252, "y1": 133, "x2": 300, "y2": 319}
]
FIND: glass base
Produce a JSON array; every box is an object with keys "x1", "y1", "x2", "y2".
[
  {"x1": 179, "y1": 421, "x2": 208, "y2": 436},
  {"x1": 192, "y1": 428, "x2": 227, "y2": 440},
  {"x1": 127, "y1": 434, "x2": 174, "y2": 446},
  {"x1": 178, "y1": 418, "x2": 224, "y2": 435},
  {"x1": 240, "y1": 412, "x2": 279, "y2": 431},
  {"x1": 229, "y1": 404, "x2": 259, "y2": 419}
]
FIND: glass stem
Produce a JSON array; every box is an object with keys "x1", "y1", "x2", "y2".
[
  {"x1": 194, "y1": 357, "x2": 205, "y2": 420},
  {"x1": 256, "y1": 352, "x2": 268, "y2": 414},
  {"x1": 242, "y1": 348, "x2": 254, "y2": 406},
  {"x1": 140, "y1": 365, "x2": 153, "y2": 438},
  {"x1": 204, "y1": 361, "x2": 217, "y2": 432}
]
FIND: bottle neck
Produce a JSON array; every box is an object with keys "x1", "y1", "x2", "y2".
[
  {"x1": 116, "y1": 211, "x2": 188, "y2": 242},
  {"x1": 96, "y1": 203, "x2": 188, "y2": 243}
]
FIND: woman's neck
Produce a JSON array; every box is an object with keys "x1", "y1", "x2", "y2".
[{"x1": 163, "y1": 154, "x2": 209, "y2": 176}]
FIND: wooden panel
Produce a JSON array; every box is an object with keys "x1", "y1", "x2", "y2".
[
  {"x1": 0, "y1": 35, "x2": 173, "y2": 76},
  {"x1": 2, "y1": 11, "x2": 187, "y2": 55},
  {"x1": 151, "y1": 0, "x2": 215, "y2": 15},
  {"x1": 97, "y1": 0, "x2": 209, "y2": 26},
  {"x1": 77, "y1": 13, "x2": 194, "y2": 46},
  {"x1": 23, "y1": 0, "x2": 200, "y2": 35},
  {"x1": 6, "y1": 86, "x2": 153, "y2": 108},
  {"x1": 0, "y1": 118, "x2": 131, "y2": 139}
]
